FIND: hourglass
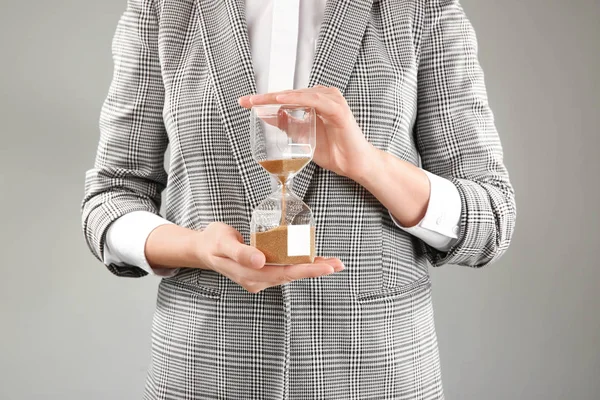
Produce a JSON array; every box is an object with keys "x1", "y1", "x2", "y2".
[{"x1": 249, "y1": 104, "x2": 316, "y2": 265}]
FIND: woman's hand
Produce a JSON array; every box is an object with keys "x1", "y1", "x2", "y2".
[
  {"x1": 239, "y1": 86, "x2": 376, "y2": 179},
  {"x1": 145, "y1": 222, "x2": 344, "y2": 293},
  {"x1": 197, "y1": 222, "x2": 344, "y2": 293},
  {"x1": 239, "y1": 86, "x2": 431, "y2": 228}
]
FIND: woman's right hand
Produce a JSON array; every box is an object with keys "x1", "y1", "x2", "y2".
[{"x1": 145, "y1": 222, "x2": 344, "y2": 293}]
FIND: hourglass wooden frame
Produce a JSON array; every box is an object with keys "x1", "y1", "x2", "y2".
[{"x1": 249, "y1": 104, "x2": 317, "y2": 265}]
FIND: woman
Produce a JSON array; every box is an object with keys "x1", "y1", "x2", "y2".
[{"x1": 82, "y1": 0, "x2": 515, "y2": 398}]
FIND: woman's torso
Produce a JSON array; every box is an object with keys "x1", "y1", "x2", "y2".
[{"x1": 147, "y1": 1, "x2": 443, "y2": 398}]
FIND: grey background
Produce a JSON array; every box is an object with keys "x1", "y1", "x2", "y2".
[{"x1": 1, "y1": 0, "x2": 598, "y2": 399}]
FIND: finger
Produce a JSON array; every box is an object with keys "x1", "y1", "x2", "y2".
[
  {"x1": 276, "y1": 106, "x2": 315, "y2": 146},
  {"x1": 242, "y1": 95, "x2": 310, "y2": 142},
  {"x1": 249, "y1": 104, "x2": 306, "y2": 130},
  {"x1": 216, "y1": 238, "x2": 266, "y2": 270},
  {"x1": 239, "y1": 89, "x2": 295, "y2": 109},
  {"x1": 242, "y1": 87, "x2": 328, "y2": 108},
  {"x1": 314, "y1": 257, "x2": 345, "y2": 272},
  {"x1": 274, "y1": 92, "x2": 343, "y2": 121},
  {"x1": 239, "y1": 95, "x2": 252, "y2": 108},
  {"x1": 272, "y1": 262, "x2": 338, "y2": 283},
  {"x1": 298, "y1": 86, "x2": 346, "y2": 105}
]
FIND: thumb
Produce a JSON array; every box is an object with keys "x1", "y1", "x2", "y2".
[{"x1": 219, "y1": 234, "x2": 266, "y2": 269}]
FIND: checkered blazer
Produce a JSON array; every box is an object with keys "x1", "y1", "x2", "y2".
[{"x1": 82, "y1": 0, "x2": 516, "y2": 398}]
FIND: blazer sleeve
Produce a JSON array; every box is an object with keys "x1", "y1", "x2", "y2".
[
  {"x1": 81, "y1": 0, "x2": 168, "y2": 277},
  {"x1": 413, "y1": 0, "x2": 516, "y2": 268}
]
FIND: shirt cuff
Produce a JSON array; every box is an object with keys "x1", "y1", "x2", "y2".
[
  {"x1": 103, "y1": 211, "x2": 178, "y2": 277},
  {"x1": 390, "y1": 170, "x2": 462, "y2": 252}
]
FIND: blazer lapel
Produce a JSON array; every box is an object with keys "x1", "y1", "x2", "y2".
[
  {"x1": 195, "y1": 0, "x2": 272, "y2": 214},
  {"x1": 292, "y1": 0, "x2": 375, "y2": 201}
]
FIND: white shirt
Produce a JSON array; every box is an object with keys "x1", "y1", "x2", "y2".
[{"x1": 104, "y1": 0, "x2": 462, "y2": 276}]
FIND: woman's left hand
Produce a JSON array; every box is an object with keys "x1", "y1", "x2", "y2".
[{"x1": 239, "y1": 86, "x2": 375, "y2": 179}]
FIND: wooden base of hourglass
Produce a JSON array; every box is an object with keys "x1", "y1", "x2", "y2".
[{"x1": 250, "y1": 158, "x2": 315, "y2": 265}]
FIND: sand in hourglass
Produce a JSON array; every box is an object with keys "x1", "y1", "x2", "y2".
[
  {"x1": 251, "y1": 225, "x2": 316, "y2": 265},
  {"x1": 251, "y1": 157, "x2": 315, "y2": 264},
  {"x1": 258, "y1": 158, "x2": 311, "y2": 184}
]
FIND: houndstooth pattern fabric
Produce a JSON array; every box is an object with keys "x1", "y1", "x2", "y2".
[{"x1": 81, "y1": 0, "x2": 516, "y2": 398}]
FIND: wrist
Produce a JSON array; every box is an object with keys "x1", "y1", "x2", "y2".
[
  {"x1": 144, "y1": 224, "x2": 209, "y2": 270},
  {"x1": 188, "y1": 229, "x2": 211, "y2": 270},
  {"x1": 347, "y1": 145, "x2": 385, "y2": 187}
]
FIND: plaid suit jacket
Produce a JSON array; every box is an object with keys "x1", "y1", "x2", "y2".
[{"x1": 82, "y1": 0, "x2": 516, "y2": 398}]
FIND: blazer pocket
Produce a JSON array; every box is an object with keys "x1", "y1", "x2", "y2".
[
  {"x1": 356, "y1": 275, "x2": 430, "y2": 303},
  {"x1": 163, "y1": 269, "x2": 222, "y2": 300}
]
